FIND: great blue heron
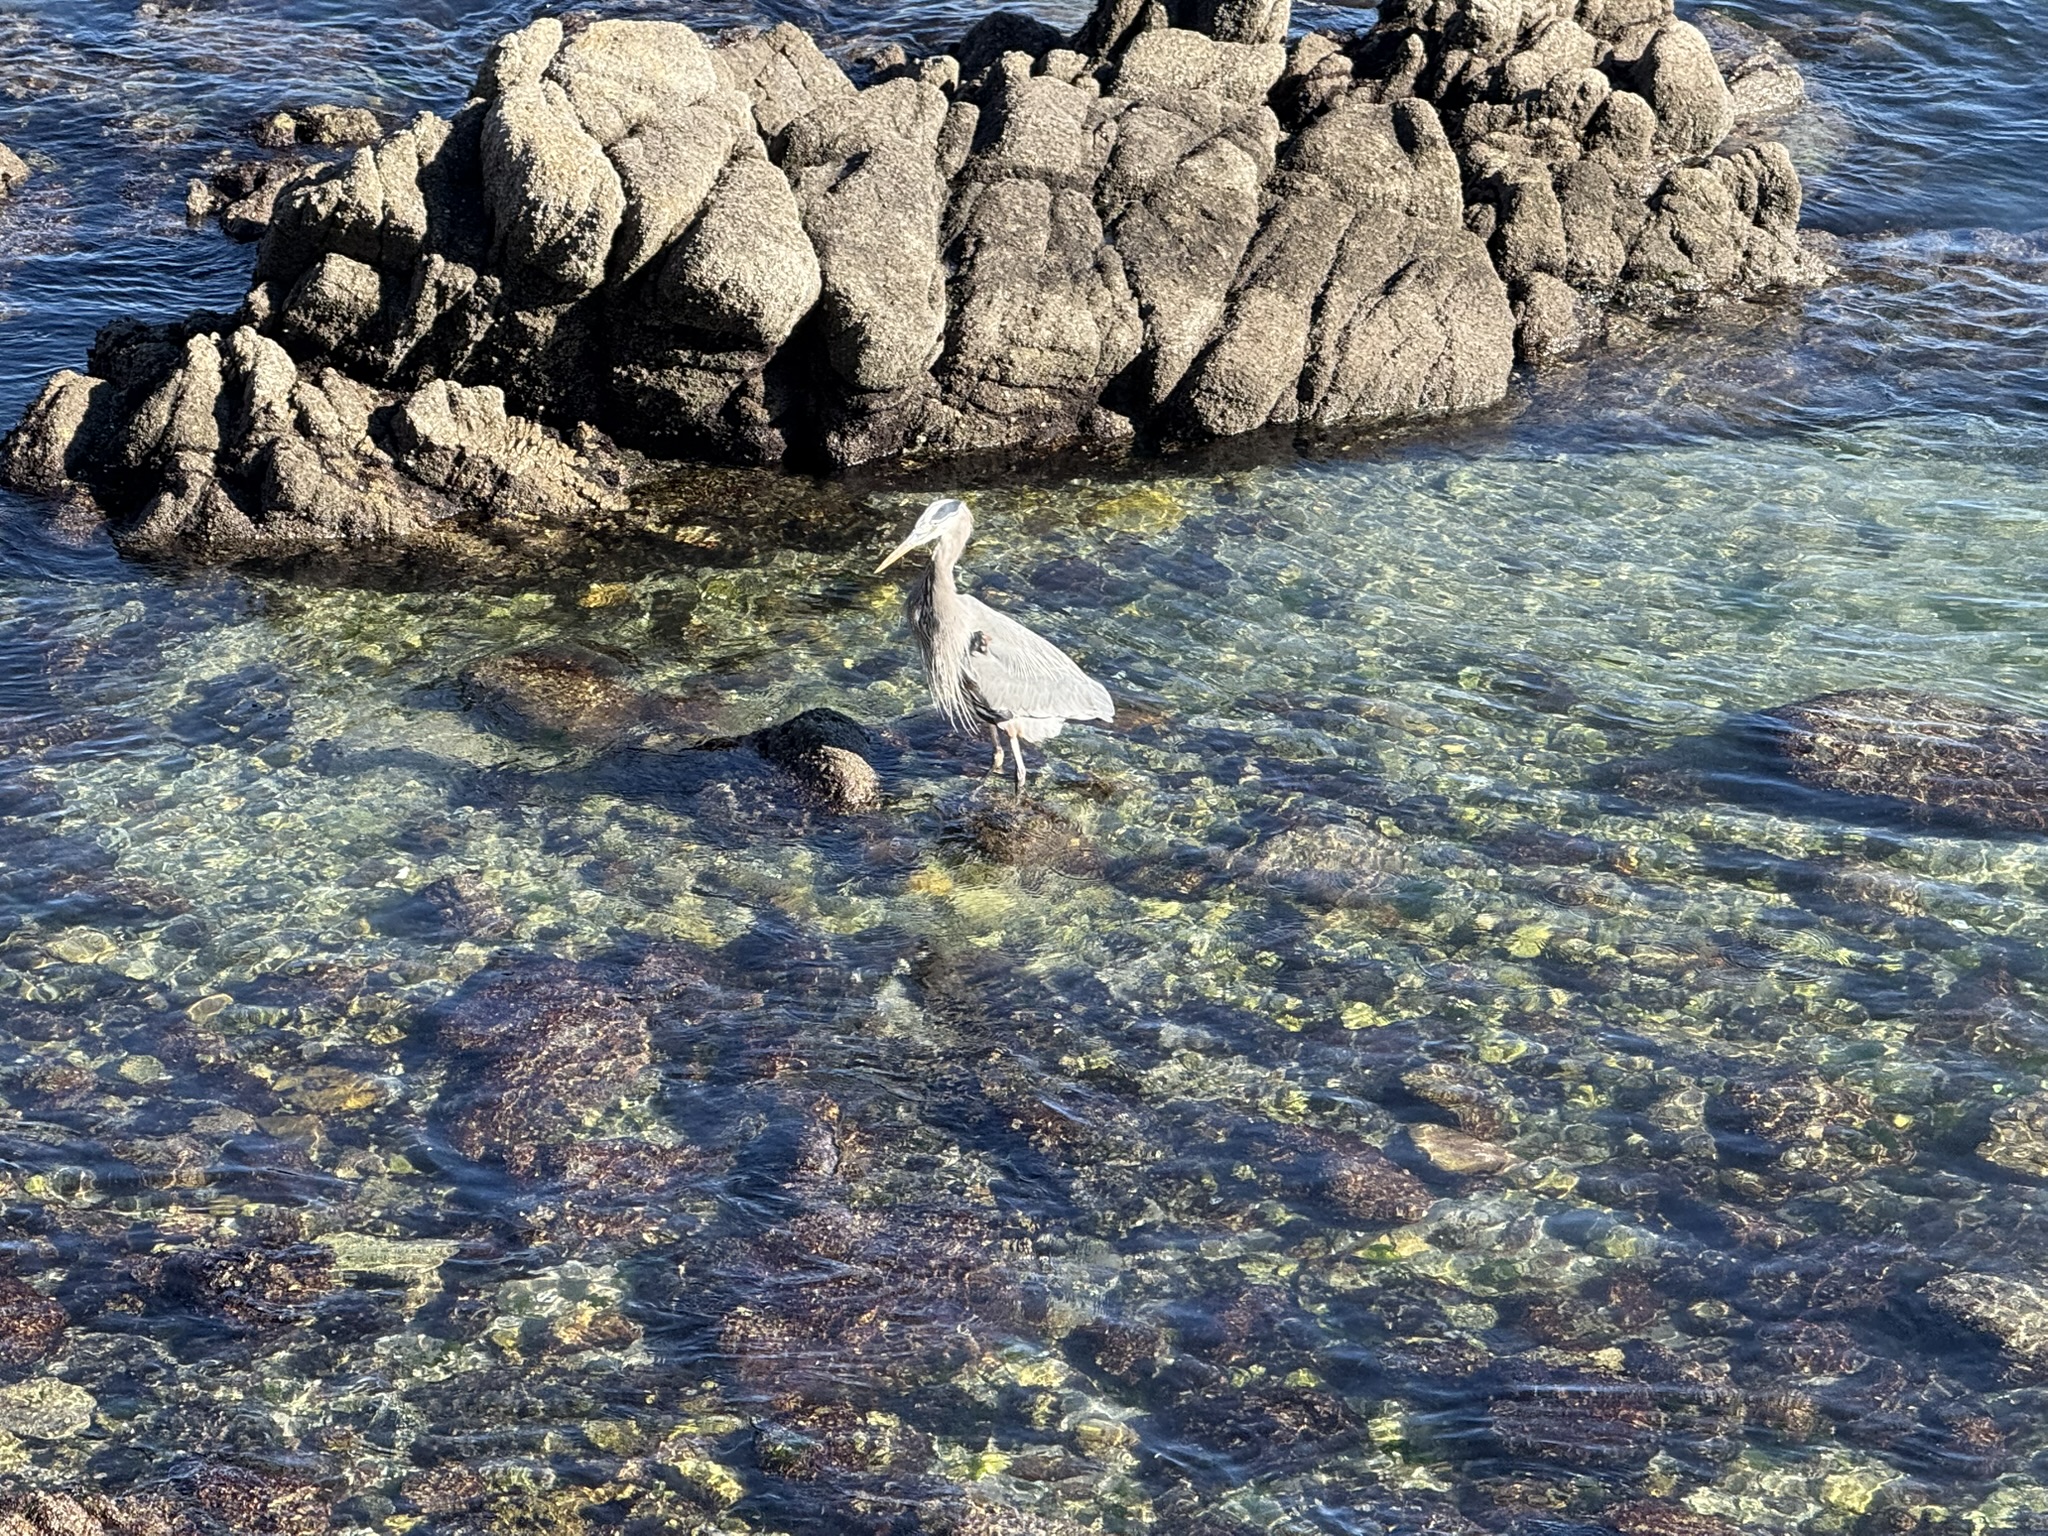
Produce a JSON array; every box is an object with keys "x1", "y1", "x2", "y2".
[{"x1": 875, "y1": 498, "x2": 1114, "y2": 789}]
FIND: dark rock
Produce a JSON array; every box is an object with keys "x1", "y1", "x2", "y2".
[
  {"x1": 0, "y1": 142, "x2": 25, "y2": 198},
  {"x1": 6, "y1": 0, "x2": 1812, "y2": 558},
  {"x1": 190, "y1": 157, "x2": 313, "y2": 242},
  {"x1": 1758, "y1": 689, "x2": 2048, "y2": 836},
  {"x1": 686, "y1": 708, "x2": 884, "y2": 813},
  {"x1": 741, "y1": 708, "x2": 883, "y2": 812},
  {"x1": 143, "y1": 1242, "x2": 336, "y2": 1327}
]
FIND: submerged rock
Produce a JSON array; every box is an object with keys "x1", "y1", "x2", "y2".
[
  {"x1": 1926, "y1": 1270, "x2": 2048, "y2": 1368},
  {"x1": 0, "y1": 1279, "x2": 66, "y2": 1373},
  {"x1": 1979, "y1": 1091, "x2": 2048, "y2": 1179},
  {"x1": 0, "y1": 1379, "x2": 96, "y2": 1442},
  {"x1": 1758, "y1": 688, "x2": 2048, "y2": 835},
  {"x1": 0, "y1": 1489, "x2": 188, "y2": 1536},
  {"x1": 431, "y1": 954, "x2": 657, "y2": 1177},
  {"x1": 459, "y1": 645, "x2": 687, "y2": 748},
  {"x1": 3, "y1": 0, "x2": 1813, "y2": 558}
]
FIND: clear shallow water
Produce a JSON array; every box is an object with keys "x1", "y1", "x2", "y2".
[{"x1": 2, "y1": 1, "x2": 2048, "y2": 1534}]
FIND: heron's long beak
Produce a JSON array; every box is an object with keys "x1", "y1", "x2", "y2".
[{"x1": 874, "y1": 536, "x2": 921, "y2": 574}]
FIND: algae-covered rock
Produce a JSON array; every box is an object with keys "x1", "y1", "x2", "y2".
[
  {"x1": 0, "y1": 1283, "x2": 66, "y2": 1375},
  {"x1": 459, "y1": 645, "x2": 668, "y2": 747},
  {"x1": 431, "y1": 953, "x2": 656, "y2": 1176},
  {"x1": 0, "y1": 1379, "x2": 95, "y2": 1441},
  {"x1": 1758, "y1": 689, "x2": 2048, "y2": 835}
]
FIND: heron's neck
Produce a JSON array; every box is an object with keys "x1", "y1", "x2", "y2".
[{"x1": 929, "y1": 517, "x2": 972, "y2": 597}]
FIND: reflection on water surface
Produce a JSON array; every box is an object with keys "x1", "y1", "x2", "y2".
[{"x1": 2, "y1": 0, "x2": 2048, "y2": 1531}]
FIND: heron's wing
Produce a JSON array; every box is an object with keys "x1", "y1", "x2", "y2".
[{"x1": 957, "y1": 594, "x2": 1115, "y2": 725}]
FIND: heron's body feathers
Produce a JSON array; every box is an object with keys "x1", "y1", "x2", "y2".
[
  {"x1": 885, "y1": 499, "x2": 1114, "y2": 782},
  {"x1": 957, "y1": 594, "x2": 1115, "y2": 733}
]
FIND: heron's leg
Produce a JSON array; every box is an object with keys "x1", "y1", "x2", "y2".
[
  {"x1": 989, "y1": 726, "x2": 1005, "y2": 775},
  {"x1": 1006, "y1": 725, "x2": 1027, "y2": 793}
]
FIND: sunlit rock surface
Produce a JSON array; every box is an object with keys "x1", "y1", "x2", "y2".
[{"x1": 3, "y1": 0, "x2": 1814, "y2": 559}]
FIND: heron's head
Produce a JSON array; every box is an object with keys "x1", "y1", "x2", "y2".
[{"x1": 875, "y1": 498, "x2": 971, "y2": 573}]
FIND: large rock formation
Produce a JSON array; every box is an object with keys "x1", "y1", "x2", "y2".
[{"x1": 2, "y1": 0, "x2": 1816, "y2": 558}]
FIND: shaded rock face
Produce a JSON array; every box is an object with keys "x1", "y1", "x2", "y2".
[
  {"x1": 4, "y1": 0, "x2": 1811, "y2": 558},
  {"x1": 0, "y1": 321, "x2": 635, "y2": 558},
  {"x1": 1758, "y1": 689, "x2": 2048, "y2": 836}
]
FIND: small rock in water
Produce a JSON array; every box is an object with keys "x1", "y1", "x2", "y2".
[
  {"x1": 250, "y1": 104, "x2": 383, "y2": 148},
  {"x1": 741, "y1": 709, "x2": 882, "y2": 813},
  {"x1": 1758, "y1": 688, "x2": 2048, "y2": 835},
  {"x1": 188, "y1": 156, "x2": 310, "y2": 241},
  {"x1": 0, "y1": 141, "x2": 29, "y2": 198}
]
